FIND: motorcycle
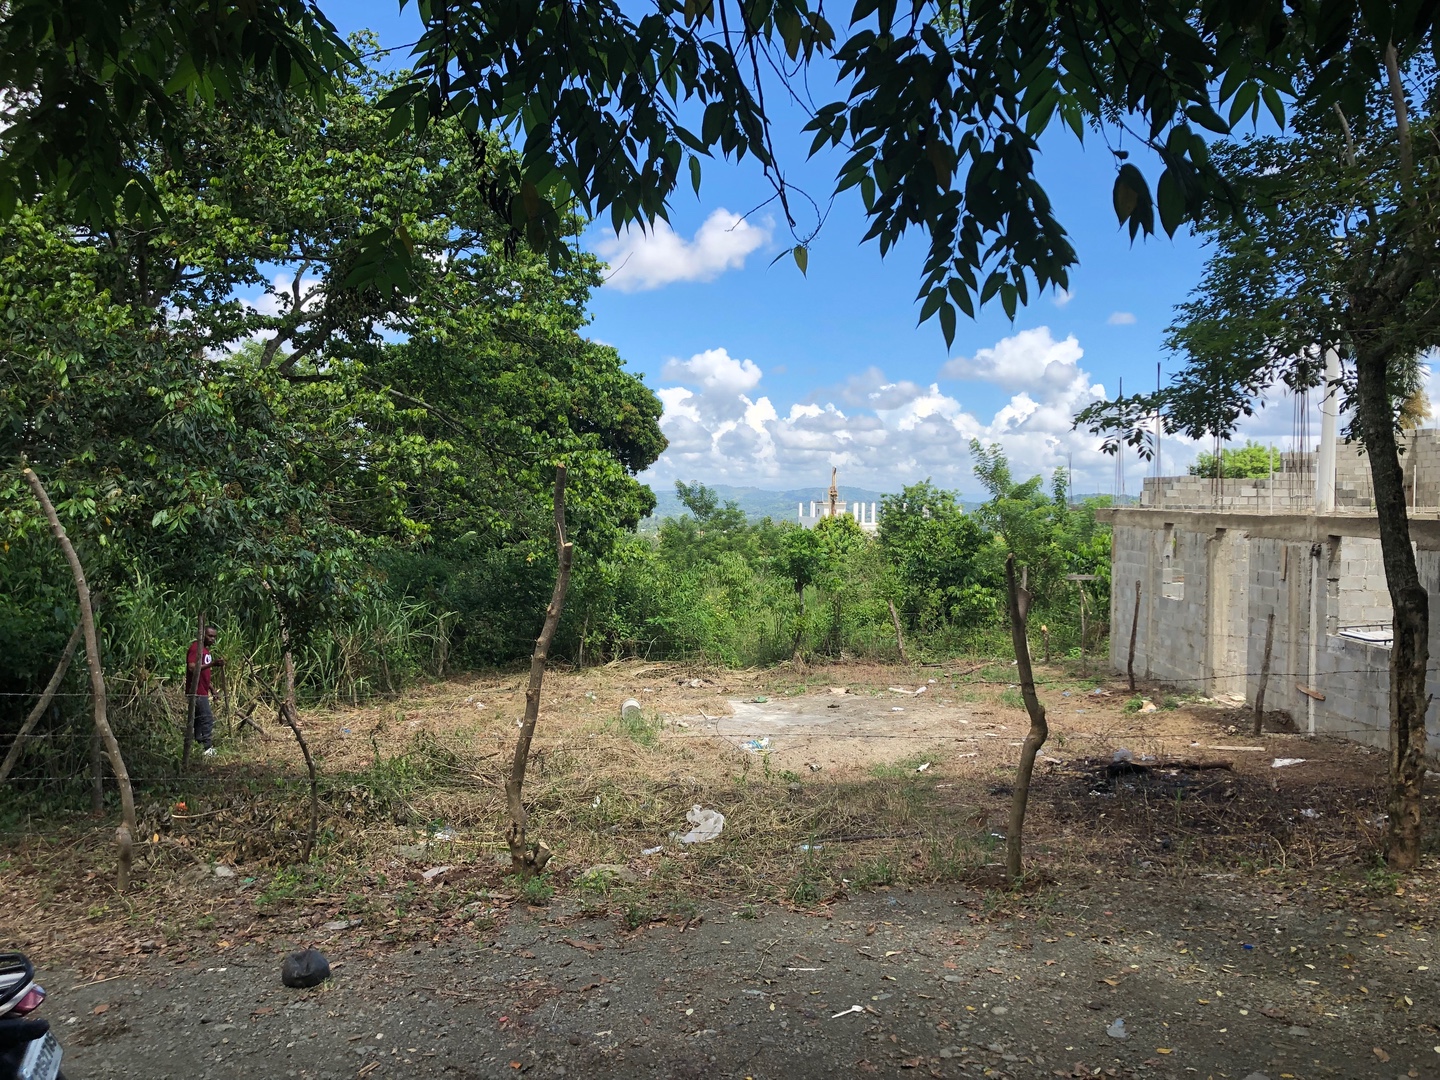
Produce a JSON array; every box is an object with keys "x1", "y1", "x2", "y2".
[{"x1": 0, "y1": 953, "x2": 65, "y2": 1080}]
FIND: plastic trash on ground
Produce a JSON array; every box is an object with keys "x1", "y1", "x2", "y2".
[
  {"x1": 1272, "y1": 757, "x2": 1306, "y2": 768},
  {"x1": 742, "y1": 736, "x2": 771, "y2": 752},
  {"x1": 1106, "y1": 1018, "x2": 1129, "y2": 1040},
  {"x1": 675, "y1": 805, "x2": 725, "y2": 844},
  {"x1": 621, "y1": 698, "x2": 643, "y2": 720}
]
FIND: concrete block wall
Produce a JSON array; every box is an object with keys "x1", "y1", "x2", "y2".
[
  {"x1": 1140, "y1": 475, "x2": 1314, "y2": 511},
  {"x1": 1109, "y1": 520, "x2": 1440, "y2": 752},
  {"x1": 1329, "y1": 536, "x2": 1392, "y2": 633},
  {"x1": 1108, "y1": 522, "x2": 1210, "y2": 687},
  {"x1": 1139, "y1": 430, "x2": 1440, "y2": 512}
]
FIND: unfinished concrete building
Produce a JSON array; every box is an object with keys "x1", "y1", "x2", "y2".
[{"x1": 1101, "y1": 403, "x2": 1440, "y2": 751}]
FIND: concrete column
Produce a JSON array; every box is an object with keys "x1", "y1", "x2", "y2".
[{"x1": 1316, "y1": 347, "x2": 1340, "y2": 512}]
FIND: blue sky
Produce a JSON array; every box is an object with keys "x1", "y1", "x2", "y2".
[{"x1": 318, "y1": 3, "x2": 1337, "y2": 497}]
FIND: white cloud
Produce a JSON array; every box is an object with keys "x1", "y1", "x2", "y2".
[
  {"x1": 662, "y1": 348, "x2": 762, "y2": 397},
  {"x1": 645, "y1": 327, "x2": 1126, "y2": 495},
  {"x1": 1053, "y1": 287, "x2": 1074, "y2": 308},
  {"x1": 593, "y1": 209, "x2": 771, "y2": 291},
  {"x1": 1107, "y1": 311, "x2": 1137, "y2": 325}
]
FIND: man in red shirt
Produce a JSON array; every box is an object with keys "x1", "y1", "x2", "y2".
[{"x1": 186, "y1": 627, "x2": 223, "y2": 756}]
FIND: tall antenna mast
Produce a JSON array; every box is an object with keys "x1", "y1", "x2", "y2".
[
  {"x1": 1113, "y1": 377, "x2": 1126, "y2": 502},
  {"x1": 1154, "y1": 362, "x2": 1163, "y2": 479}
]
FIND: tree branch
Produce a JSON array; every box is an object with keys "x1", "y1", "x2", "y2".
[
  {"x1": 1383, "y1": 42, "x2": 1414, "y2": 201},
  {"x1": 1332, "y1": 102, "x2": 1357, "y2": 168},
  {"x1": 0, "y1": 622, "x2": 83, "y2": 784}
]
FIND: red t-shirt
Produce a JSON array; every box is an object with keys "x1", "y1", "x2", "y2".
[{"x1": 187, "y1": 641, "x2": 214, "y2": 696}]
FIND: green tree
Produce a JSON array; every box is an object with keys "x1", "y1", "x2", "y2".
[
  {"x1": 1189, "y1": 441, "x2": 1283, "y2": 479},
  {"x1": 878, "y1": 480, "x2": 997, "y2": 631},
  {"x1": 7, "y1": 2, "x2": 1436, "y2": 337},
  {"x1": 1079, "y1": 49, "x2": 1440, "y2": 868},
  {"x1": 968, "y1": 442, "x2": 1111, "y2": 643},
  {"x1": 0, "y1": 50, "x2": 665, "y2": 697}
]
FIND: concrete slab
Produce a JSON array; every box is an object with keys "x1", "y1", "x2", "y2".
[{"x1": 696, "y1": 691, "x2": 991, "y2": 771}]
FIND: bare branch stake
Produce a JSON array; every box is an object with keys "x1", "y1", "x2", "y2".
[
  {"x1": 1004, "y1": 554, "x2": 1048, "y2": 884},
  {"x1": 505, "y1": 465, "x2": 574, "y2": 878},
  {"x1": 24, "y1": 467, "x2": 135, "y2": 892}
]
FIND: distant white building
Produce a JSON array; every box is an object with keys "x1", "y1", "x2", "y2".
[{"x1": 798, "y1": 469, "x2": 878, "y2": 534}]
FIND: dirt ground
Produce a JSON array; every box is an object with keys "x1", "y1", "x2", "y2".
[{"x1": 3, "y1": 659, "x2": 1438, "y2": 1079}]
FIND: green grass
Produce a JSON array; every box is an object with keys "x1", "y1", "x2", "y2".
[
  {"x1": 505, "y1": 872, "x2": 555, "y2": 905},
  {"x1": 868, "y1": 753, "x2": 938, "y2": 779},
  {"x1": 853, "y1": 855, "x2": 899, "y2": 887},
  {"x1": 608, "y1": 707, "x2": 663, "y2": 747},
  {"x1": 998, "y1": 687, "x2": 1025, "y2": 709}
]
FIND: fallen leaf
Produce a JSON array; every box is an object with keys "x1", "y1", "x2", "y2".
[
  {"x1": 1156, "y1": 1048, "x2": 1172, "y2": 1054},
  {"x1": 562, "y1": 938, "x2": 601, "y2": 953},
  {"x1": 1374, "y1": 1048, "x2": 1390, "y2": 1063},
  {"x1": 91, "y1": 1003, "x2": 109, "y2": 1016}
]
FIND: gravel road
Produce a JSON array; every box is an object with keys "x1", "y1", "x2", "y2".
[{"x1": 43, "y1": 879, "x2": 1436, "y2": 1080}]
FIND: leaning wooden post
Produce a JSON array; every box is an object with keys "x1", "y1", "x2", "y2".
[
  {"x1": 262, "y1": 592, "x2": 320, "y2": 864},
  {"x1": 1004, "y1": 554, "x2": 1048, "y2": 883},
  {"x1": 1127, "y1": 581, "x2": 1141, "y2": 692},
  {"x1": 1253, "y1": 611, "x2": 1276, "y2": 737},
  {"x1": 505, "y1": 465, "x2": 574, "y2": 878},
  {"x1": 0, "y1": 624, "x2": 83, "y2": 784},
  {"x1": 1079, "y1": 586, "x2": 1088, "y2": 675},
  {"x1": 24, "y1": 467, "x2": 136, "y2": 892},
  {"x1": 887, "y1": 599, "x2": 909, "y2": 664},
  {"x1": 280, "y1": 642, "x2": 319, "y2": 862},
  {"x1": 182, "y1": 611, "x2": 206, "y2": 770}
]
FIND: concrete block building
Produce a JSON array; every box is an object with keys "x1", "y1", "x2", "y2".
[
  {"x1": 1100, "y1": 430, "x2": 1440, "y2": 751},
  {"x1": 798, "y1": 468, "x2": 879, "y2": 534}
]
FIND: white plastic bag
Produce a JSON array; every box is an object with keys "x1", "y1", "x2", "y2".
[{"x1": 675, "y1": 805, "x2": 725, "y2": 844}]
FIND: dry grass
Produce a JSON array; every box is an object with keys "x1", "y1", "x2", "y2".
[{"x1": 1, "y1": 658, "x2": 1431, "y2": 975}]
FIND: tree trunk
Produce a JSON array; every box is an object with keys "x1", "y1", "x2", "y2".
[
  {"x1": 1253, "y1": 611, "x2": 1276, "y2": 738},
  {"x1": 505, "y1": 465, "x2": 574, "y2": 878},
  {"x1": 1354, "y1": 348, "x2": 1429, "y2": 870},
  {"x1": 89, "y1": 728, "x2": 103, "y2": 815},
  {"x1": 24, "y1": 467, "x2": 135, "y2": 892},
  {"x1": 0, "y1": 623, "x2": 82, "y2": 784},
  {"x1": 888, "y1": 599, "x2": 909, "y2": 664},
  {"x1": 1003, "y1": 554, "x2": 1048, "y2": 883}
]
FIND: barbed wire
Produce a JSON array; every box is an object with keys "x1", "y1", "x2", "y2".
[{"x1": 0, "y1": 659, "x2": 1426, "y2": 701}]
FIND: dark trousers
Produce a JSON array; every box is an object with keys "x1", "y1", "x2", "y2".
[{"x1": 193, "y1": 695, "x2": 215, "y2": 748}]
